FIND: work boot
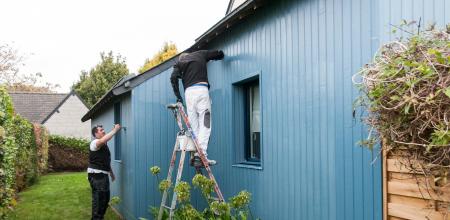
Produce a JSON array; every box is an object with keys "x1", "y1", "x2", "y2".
[
  {"x1": 192, "y1": 154, "x2": 217, "y2": 166},
  {"x1": 206, "y1": 159, "x2": 217, "y2": 166}
]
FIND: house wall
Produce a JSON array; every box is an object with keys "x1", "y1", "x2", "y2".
[
  {"x1": 91, "y1": 94, "x2": 136, "y2": 220},
  {"x1": 104, "y1": 0, "x2": 450, "y2": 219},
  {"x1": 378, "y1": 0, "x2": 450, "y2": 43},
  {"x1": 131, "y1": 0, "x2": 382, "y2": 219},
  {"x1": 44, "y1": 94, "x2": 90, "y2": 139}
]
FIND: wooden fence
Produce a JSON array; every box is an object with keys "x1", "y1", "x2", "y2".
[{"x1": 383, "y1": 149, "x2": 450, "y2": 220}]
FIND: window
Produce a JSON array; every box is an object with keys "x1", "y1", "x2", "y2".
[
  {"x1": 232, "y1": 74, "x2": 261, "y2": 168},
  {"x1": 245, "y1": 82, "x2": 261, "y2": 162},
  {"x1": 114, "y1": 102, "x2": 121, "y2": 160}
]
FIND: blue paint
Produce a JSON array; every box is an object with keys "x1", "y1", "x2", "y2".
[{"x1": 88, "y1": 0, "x2": 450, "y2": 219}]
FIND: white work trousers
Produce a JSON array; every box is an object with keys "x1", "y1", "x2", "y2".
[{"x1": 185, "y1": 86, "x2": 211, "y2": 157}]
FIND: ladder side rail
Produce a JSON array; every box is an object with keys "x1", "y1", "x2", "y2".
[
  {"x1": 157, "y1": 138, "x2": 180, "y2": 220},
  {"x1": 176, "y1": 103, "x2": 225, "y2": 202},
  {"x1": 169, "y1": 148, "x2": 187, "y2": 219}
]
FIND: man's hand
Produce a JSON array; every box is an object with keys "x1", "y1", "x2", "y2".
[
  {"x1": 110, "y1": 171, "x2": 116, "y2": 182},
  {"x1": 113, "y1": 124, "x2": 121, "y2": 131}
]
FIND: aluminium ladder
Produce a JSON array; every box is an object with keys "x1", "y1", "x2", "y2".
[{"x1": 157, "y1": 102, "x2": 224, "y2": 220}]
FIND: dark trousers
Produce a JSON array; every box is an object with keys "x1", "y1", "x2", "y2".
[{"x1": 88, "y1": 173, "x2": 110, "y2": 220}]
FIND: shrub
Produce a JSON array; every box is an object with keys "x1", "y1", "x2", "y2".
[
  {"x1": 10, "y1": 115, "x2": 38, "y2": 191},
  {"x1": 49, "y1": 135, "x2": 89, "y2": 153},
  {"x1": 0, "y1": 87, "x2": 50, "y2": 218},
  {"x1": 0, "y1": 87, "x2": 17, "y2": 218},
  {"x1": 33, "y1": 125, "x2": 49, "y2": 174},
  {"x1": 48, "y1": 135, "x2": 89, "y2": 171}
]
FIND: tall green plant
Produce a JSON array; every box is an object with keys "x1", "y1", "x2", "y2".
[
  {"x1": 0, "y1": 87, "x2": 17, "y2": 218},
  {"x1": 10, "y1": 115, "x2": 38, "y2": 189},
  {"x1": 0, "y1": 87, "x2": 46, "y2": 218}
]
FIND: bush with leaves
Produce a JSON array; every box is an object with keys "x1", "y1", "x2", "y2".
[
  {"x1": 49, "y1": 135, "x2": 89, "y2": 153},
  {"x1": 0, "y1": 87, "x2": 17, "y2": 218},
  {"x1": 148, "y1": 166, "x2": 258, "y2": 220},
  {"x1": 0, "y1": 87, "x2": 48, "y2": 218},
  {"x1": 10, "y1": 115, "x2": 38, "y2": 191},
  {"x1": 354, "y1": 26, "x2": 450, "y2": 186},
  {"x1": 47, "y1": 135, "x2": 89, "y2": 171},
  {"x1": 34, "y1": 125, "x2": 49, "y2": 174}
]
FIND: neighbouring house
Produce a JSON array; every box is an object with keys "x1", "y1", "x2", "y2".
[
  {"x1": 81, "y1": 0, "x2": 450, "y2": 219},
  {"x1": 10, "y1": 90, "x2": 90, "y2": 139}
]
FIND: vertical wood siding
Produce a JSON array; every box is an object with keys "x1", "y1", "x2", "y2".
[
  {"x1": 108, "y1": 0, "x2": 450, "y2": 219},
  {"x1": 130, "y1": 0, "x2": 384, "y2": 219}
]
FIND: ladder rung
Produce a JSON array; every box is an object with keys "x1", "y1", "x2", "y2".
[{"x1": 162, "y1": 205, "x2": 172, "y2": 210}]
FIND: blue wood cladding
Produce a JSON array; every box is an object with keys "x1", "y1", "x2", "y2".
[{"x1": 89, "y1": 0, "x2": 450, "y2": 219}]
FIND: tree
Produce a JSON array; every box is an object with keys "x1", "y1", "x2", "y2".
[
  {"x1": 0, "y1": 44, "x2": 59, "y2": 93},
  {"x1": 138, "y1": 42, "x2": 178, "y2": 74},
  {"x1": 0, "y1": 44, "x2": 22, "y2": 85},
  {"x1": 73, "y1": 51, "x2": 129, "y2": 108}
]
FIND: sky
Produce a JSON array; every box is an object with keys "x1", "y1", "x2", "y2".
[{"x1": 1, "y1": 0, "x2": 230, "y2": 93}]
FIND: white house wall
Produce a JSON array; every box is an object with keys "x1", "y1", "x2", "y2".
[{"x1": 43, "y1": 94, "x2": 90, "y2": 139}]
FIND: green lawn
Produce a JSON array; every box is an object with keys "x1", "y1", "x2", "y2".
[{"x1": 7, "y1": 172, "x2": 121, "y2": 220}]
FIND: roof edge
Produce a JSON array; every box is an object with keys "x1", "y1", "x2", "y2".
[
  {"x1": 41, "y1": 91, "x2": 73, "y2": 124},
  {"x1": 81, "y1": 74, "x2": 135, "y2": 122},
  {"x1": 81, "y1": 0, "x2": 266, "y2": 122}
]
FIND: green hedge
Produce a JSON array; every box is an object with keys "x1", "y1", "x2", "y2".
[
  {"x1": 0, "y1": 87, "x2": 49, "y2": 219},
  {"x1": 0, "y1": 87, "x2": 18, "y2": 218},
  {"x1": 10, "y1": 115, "x2": 38, "y2": 191},
  {"x1": 48, "y1": 135, "x2": 89, "y2": 172},
  {"x1": 49, "y1": 135, "x2": 89, "y2": 153}
]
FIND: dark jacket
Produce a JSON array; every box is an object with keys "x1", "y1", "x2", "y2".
[{"x1": 170, "y1": 50, "x2": 224, "y2": 100}]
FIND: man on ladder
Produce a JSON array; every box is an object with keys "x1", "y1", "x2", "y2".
[{"x1": 170, "y1": 49, "x2": 225, "y2": 165}]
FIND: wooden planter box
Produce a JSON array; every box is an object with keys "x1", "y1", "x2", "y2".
[{"x1": 383, "y1": 149, "x2": 450, "y2": 220}]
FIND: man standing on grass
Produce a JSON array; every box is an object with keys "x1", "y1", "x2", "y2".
[{"x1": 88, "y1": 124, "x2": 121, "y2": 220}]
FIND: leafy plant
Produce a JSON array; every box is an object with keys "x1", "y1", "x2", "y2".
[
  {"x1": 109, "y1": 196, "x2": 121, "y2": 206},
  {"x1": 0, "y1": 87, "x2": 18, "y2": 218},
  {"x1": 148, "y1": 166, "x2": 258, "y2": 220},
  {"x1": 0, "y1": 87, "x2": 48, "y2": 218},
  {"x1": 354, "y1": 26, "x2": 450, "y2": 186},
  {"x1": 48, "y1": 135, "x2": 89, "y2": 153}
]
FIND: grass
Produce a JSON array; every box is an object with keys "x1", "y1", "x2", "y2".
[{"x1": 7, "y1": 172, "x2": 121, "y2": 220}]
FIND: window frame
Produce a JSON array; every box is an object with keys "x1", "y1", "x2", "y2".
[
  {"x1": 244, "y1": 80, "x2": 261, "y2": 163},
  {"x1": 114, "y1": 102, "x2": 122, "y2": 161},
  {"x1": 231, "y1": 71, "x2": 263, "y2": 170}
]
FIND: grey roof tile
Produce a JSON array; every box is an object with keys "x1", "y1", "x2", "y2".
[{"x1": 9, "y1": 92, "x2": 68, "y2": 123}]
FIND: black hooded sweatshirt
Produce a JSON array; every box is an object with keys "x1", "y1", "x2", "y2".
[{"x1": 170, "y1": 50, "x2": 224, "y2": 101}]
